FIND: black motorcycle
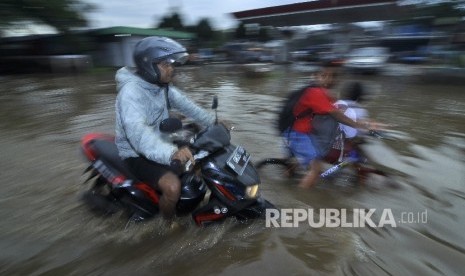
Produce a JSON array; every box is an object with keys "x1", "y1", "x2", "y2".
[{"x1": 80, "y1": 97, "x2": 275, "y2": 226}]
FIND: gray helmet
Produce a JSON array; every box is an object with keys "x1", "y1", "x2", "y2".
[{"x1": 133, "y1": 36, "x2": 189, "y2": 84}]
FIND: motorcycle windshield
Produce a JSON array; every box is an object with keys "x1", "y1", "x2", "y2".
[{"x1": 192, "y1": 124, "x2": 231, "y2": 152}]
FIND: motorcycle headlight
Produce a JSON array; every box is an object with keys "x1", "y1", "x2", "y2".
[{"x1": 245, "y1": 184, "x2": 259, "y2": 199}]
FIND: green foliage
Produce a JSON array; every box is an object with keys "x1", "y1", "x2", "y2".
[
  {"x1": 0, "y1": 0, "x2": 95, "y2": 33},
  {"x1": 157, "y1": 12, "x2": 184, "y2": 31},
  {"x1": 155, "y1": 12, "x2": 222, "y2": 47},
  {"x1": 196, "y1": 18, "x2": 214, "y2": 41}
]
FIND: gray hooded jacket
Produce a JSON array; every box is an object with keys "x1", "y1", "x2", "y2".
[{"x1": 115, "y1": 67, "x2": 215, "y2": 165}]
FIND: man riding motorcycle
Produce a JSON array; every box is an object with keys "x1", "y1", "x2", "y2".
[{"x1": 115, "y1": 36, "x2": 215, "y2": 220}]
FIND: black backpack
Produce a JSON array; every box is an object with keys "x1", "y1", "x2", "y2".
[
  {"x1": 277, "y1": 85, "x2": 314, "y2": 133},
  {"x1": 277, "y1": 85, "x2": 341, "y2": 157}
]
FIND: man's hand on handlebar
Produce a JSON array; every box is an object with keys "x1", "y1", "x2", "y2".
[
  {"x1": 171, "y1": 146, "x2": 194, "y2": 165},
  {"x1": 359, "y1": 119, "x2": 392, "y2": 132}
]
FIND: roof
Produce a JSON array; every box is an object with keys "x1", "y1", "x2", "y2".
[
  {"x1": 232, "y1": 0, "x2": 403, "y2": 26},
  {"x1": 87, "y1": 26, "x2": 195, "y2": 39}
]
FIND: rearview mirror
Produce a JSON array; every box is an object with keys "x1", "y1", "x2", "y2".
[
  {"x1": 212, "y1": 96, "x2": 218, "y2": 110},
  {"x1": 159, "y1": 118, "x2": 182, "y2": 133}
]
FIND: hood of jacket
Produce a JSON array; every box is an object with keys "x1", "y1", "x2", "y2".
[{"x1": 115, "y1": 67, "x2": 158, "y2": 92}]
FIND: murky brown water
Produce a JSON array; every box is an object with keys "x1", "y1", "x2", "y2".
[{"x1": 0, "y1": 64, "x2": 464, "y2": 275}]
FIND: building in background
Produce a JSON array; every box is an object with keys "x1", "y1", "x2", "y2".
[{"x1": 0, "y1": 26, "x2": 195, "y2": 73}]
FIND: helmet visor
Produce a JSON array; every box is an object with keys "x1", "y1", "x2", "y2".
[{"x1": 164, "y1": 52, "x2": 189, "y2": 65}]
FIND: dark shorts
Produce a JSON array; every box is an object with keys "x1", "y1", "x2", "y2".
[{"x1": 124, "y1": 157, "x2": 172, "y2": 188}]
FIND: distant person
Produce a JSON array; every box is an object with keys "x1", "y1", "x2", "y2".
[
  {"x1": 323, "y1": 81, "x2": 370, "y2": 163},
  {"x1": 327, "y1": 81, "x2": 387, "y2": 164},
  {"x1": 334, "y1": 82, "x2": 369, "y2": 140},
  {"x1": 114, "y1": 36, "x2": 215, "y2": 220}
]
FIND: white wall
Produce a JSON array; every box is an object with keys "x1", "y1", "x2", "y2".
[{"x1": 96, "y1": 35, "x2": 144, "y2": 67}]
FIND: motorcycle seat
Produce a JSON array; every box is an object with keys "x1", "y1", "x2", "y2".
[{"x1": 90, "y1": 139, "x2": 138, "y2": 180}]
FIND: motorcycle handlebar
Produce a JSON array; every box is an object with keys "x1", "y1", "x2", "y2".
[
  {"x1": 368, "y1": 129, "x2": 395, "y2": 140},
  {"x1": 368, "y1": 129, "x2": 384, "y2": 139},
  {"x1": 170, "y1": 150, "x2": 210, "y2": 174}
]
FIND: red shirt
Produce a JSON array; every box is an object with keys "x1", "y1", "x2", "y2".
[{"x1": 292, "y1": 87, "x2": 335, "y2": 133}]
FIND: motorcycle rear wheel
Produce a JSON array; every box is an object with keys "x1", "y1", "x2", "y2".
[{"x1": 81, "y1": 178, "x2": 121, "y2": 215}]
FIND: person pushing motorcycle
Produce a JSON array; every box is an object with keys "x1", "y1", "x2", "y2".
[{"x1": 114, "y1": 36, "x2": 215, "y2": 219}]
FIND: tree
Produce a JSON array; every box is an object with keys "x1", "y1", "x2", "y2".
[
  {"x1": 195, "y1": 18, "x2": 214, "y2": 42},
  {"x1": 0, "y1": 0, "x2": 95, "y2": 34},
  {"x1": 157, "y1": 12, "x2": 185, "y2": 31}
]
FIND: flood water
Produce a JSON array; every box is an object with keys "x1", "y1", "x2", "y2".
[{"x1": 0, "y1": 64, "x2": 464, "y2": 275}]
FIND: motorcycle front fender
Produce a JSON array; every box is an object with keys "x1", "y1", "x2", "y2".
[{"x1": 234, "y1": 197, "x2": 277, "y2": 220}]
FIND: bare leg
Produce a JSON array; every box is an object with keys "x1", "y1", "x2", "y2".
[
  {"x1": 157, "y1": 172, "x2": 181, "y2": 219},
  {"x1": 284, "y1": 157, "x2": 299, "y2": 178},
  {"x1": 298, "y1": 159, "x2": 322, "y2": 189}
]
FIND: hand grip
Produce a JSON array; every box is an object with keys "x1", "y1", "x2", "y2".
[
  {"x1": 170, "y1": 159, "x2": 184, "y2": 175},
  {"x1": 368, "y1": 129, "x2": 384, "y2": 139}
]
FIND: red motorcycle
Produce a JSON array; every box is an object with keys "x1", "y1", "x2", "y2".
[{"x1": 80, "y1": 97, "x2": 275, "y2": 226}]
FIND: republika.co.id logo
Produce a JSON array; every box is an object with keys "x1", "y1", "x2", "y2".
[{"x1": 265, "y1": 208, "x2": 428, "y2": 228}]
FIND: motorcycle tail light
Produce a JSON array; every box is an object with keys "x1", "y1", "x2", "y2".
[{"x1": 245, "y1": 184, "x2": 259, "y2": 199}]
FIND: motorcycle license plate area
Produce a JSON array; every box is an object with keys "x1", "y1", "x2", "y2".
[{"x1": 226, "y1": 146, "x2": 250, "y2": 175}]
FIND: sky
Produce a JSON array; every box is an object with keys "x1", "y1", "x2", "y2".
[
  {"x1": 83, "y1": 0, "x2": 313, "y2": 30},
  {"x1": 2, "y1": 0, "x2": 379, "y2": 37}
]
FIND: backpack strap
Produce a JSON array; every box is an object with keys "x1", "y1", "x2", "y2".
[
  {"x1": 293, "y1": 85, "x2": 316, "y2": 121},
  {"x1": 285, "y1": 86, "x2": 315, "y2": 139}
]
